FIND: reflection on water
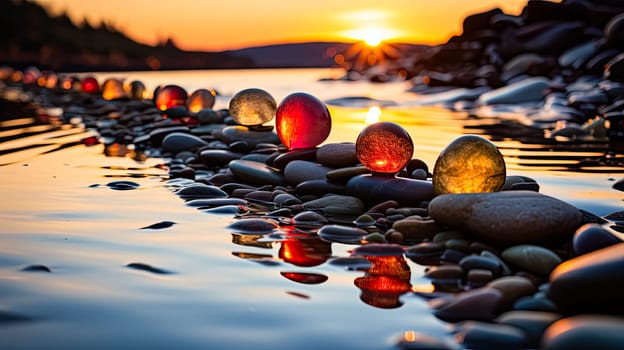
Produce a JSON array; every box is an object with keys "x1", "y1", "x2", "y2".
[{"x1": 1, "y1": 68, "x2": 623, "y2": 349}]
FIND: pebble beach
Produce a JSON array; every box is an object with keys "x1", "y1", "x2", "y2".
[{"x1": 2, "y1": 0, "x2": 624, "y2": 349}]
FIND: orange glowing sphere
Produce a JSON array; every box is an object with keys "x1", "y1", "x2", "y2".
[
  {"x1": 101, "y1": 78, "x2": 125, "y2": 100},
  {"x1": 276, "y1": 92, "x2": 331, "y2": 149},
  {"x1": 187, "y1": 88, "x2": 217, "y2": 113},
  {"x1": 356, "y1": 121, "x2": 414, "y2": 174},
  {"x1": 155, "y1": 85, "x2": 188, "y2": 111},
  {"x1": 81, "y1": 76, "x2": 100, "y2": 93}
]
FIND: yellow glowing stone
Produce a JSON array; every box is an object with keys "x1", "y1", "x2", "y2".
[
  {"x1": 432, "y1": 135, "x2": 506, "y2": 195},
  {"x1": 229, "y1": 88, "x2": 276, "y2": 126},
  {"x1": 101, "y1": 78, "x2": 125, "y2": 100}
]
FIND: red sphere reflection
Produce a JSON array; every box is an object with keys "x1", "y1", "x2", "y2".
[
  {"x1": 187, "y1": 88, "x2": 216, "y2": 113},
  {"x1": 155, "y1": 85, "x2": 188, "y2": 111},
  {"x1": 81, "y1": 76, "x2": 100, "y2": 93},
  {"x1": 278, "y1": 236, "x2": 331, "y2": 267},
  {"x1": 356, "y1": 121, "x2": 414, "y2": 174},
  {"x1": 101, "y1": 78, "x2": 125, "y2": 100},
  {"x1": 354, "y1": 255, "x2": 411, "y2": 309},
  {"x1": 276, "y1": 92, "x2": 331, "y2": 149}
]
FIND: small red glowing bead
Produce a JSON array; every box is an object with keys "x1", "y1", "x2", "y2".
[
  {"x1": 154, "y1": 85, "x2": 188, "y2": 111},
  {"x1": 81, "y1": 76, "x2": 100, "y2": 93},
  {"x1": 276, "y1": 92, "x2": 331, "y2": 149},
  {"x1": 356, "y1": 121, "x2": 414, "y2": 174},
  {"x1": 187, "y1": 88, "x2": 216, "y2": 113}
]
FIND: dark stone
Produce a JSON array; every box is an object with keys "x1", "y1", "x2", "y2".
[
  {"x1": 185, "y1": 198, "x2": 247, "y2": 208},
  {"x1": 542, "y1": 315, "x2": 624, "y2": 350},
  {"x1": 462, "y1": 8, "x2": 503, "y2": 35},
  {"x1": 126, "y1": 262, "x2": 173, "y2": 275},
  {"x1": 456, "y1": 321, "x2": 528, "y2": 350},
  {"x1": 550, "y1": 243, "x2": 624, "y2": 314},
  {"x1": 21, "y1": 264, "x2": 52, "y2": 273},
  {"x1": 318, "y1": 225, "x2": 367, "y2": 244},
  {"x1": 432, "y1": 287, "x2": 504, "y2": 322},
  {"x1": 228, "y1": 160, "x2": 286, "y2": 186},
  {"x1": 139, "y1": 221, "x2": 176, "y2": 230},
  {"x1": 107, "y1": 180, "x2": 140, "y2": 190},
  {"x1": 199, "y1": 149, "x2": 244, "y2": 166},
  {"x1": 585, "y1": 49, "x2": 620, "y2": 74},
  {"x1": 495, "y1": 310, "x2": 562, "y2": 348},
  {"x1": 346, "y1": 174, "x2": 435, "y2": 207},
  {"x1": 573, "y1": 223, "x2": 622, "y2": 256},
  {"x1": 272, "y1": 148, "x2": 318, "y2": 169},
  {"x1": 149, "y1": 126, "x2": 190, "y2": 146},
  {"x1": 459, "y1": 255, "x2": 502, "y2": 275},
  {"x1": 176, "y1": 184, "x2": 228, "y2": 200},
  {"x1": 296, "y1": 179, "x2": 346, "y2": 196}
]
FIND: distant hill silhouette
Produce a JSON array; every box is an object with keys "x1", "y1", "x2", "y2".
[{"x1": 0, "y1": 0, "x2": 425, "y2": 72}]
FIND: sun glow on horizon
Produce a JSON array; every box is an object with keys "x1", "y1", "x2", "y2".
[{"x1": 343, "y1": 27, "x2": 400, "y2": 46}]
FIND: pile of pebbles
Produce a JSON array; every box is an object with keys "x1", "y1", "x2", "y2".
[
  {"x1": 384, "y1": 0, "x2": 624, "y2": 141},
  {"x1": 2, "y1": 66, "x2": 624, "y2": 349}
]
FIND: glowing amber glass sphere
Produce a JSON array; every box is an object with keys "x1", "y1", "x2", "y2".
[
  {"x1": 356, "y1": 121, "x2": 414, "y2": 174},
  {"x1": 101, "y1": 78, "x2": 125, "y2": 100},
  {"x1": 432, "y1": 134, "x2": 506, "y2": 195},
  {"x1": 187, "y1": 88, "x2": 217, "y2": 113},
  {"x1": 155, "y1": 85, "x2": 188, "y2": 111},
  {"x1": 276, "y1": 92, "x2": 331, "y2": 149},
  {"x1": 81, "y1": 76, "x2": 100, "y2": 93},
  {"x1": 229, "y1": 88, "x2": 276, "y2": 126}
]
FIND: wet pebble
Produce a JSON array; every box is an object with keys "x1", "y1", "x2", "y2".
[
  {"x1": 227, "y1": 218, "x2": 278, "y2": 234},
  {"x1": 549, "y1": 243, "x2": 624, "y2": 314},
  {"x1": 394, "y1": 331, "x2": 460, "y2": 350},
  {"x1": 392, "y1": 218, "x2": 443, "y2": 243},
  {"x1": 140, "y1": 221, "x2": 176, "y2": 230},
  {"x1": 303, "y1": 195, "x2": 364, "y2": 216},
  {"x1": 292, "y1": 211, "x2": 328, "y2": 229},
  {"x1": 284, "y1": 160, "x2": 332, "y2": 186},
  {"x1": 459, "y1": 255, "x2": 502, "y2": 276},
  {"x1": 429, "y1": 191, "x2": 583, "y2": 246},
  {"x1": 162, "y1": 132, "x2": 208, "y2": 153},
  {"x1": 228, "y1": 159, "x2": 286, "y2": 186},
  {"x1": 126, "y1": 262, "x2": 173, "y2": 275},
  {"x1": 176, "y1": 184, "x2": 228, "y2": 200},
  {"x1": 318, "y1": 225, "x2": 367, "y2": 244},
  {"x1": 220, "y1": 125, "x2": 281, "y2": 148},
  {"x1": 273, "y1": 193, "x2": 302, "y2": 207},
  {"x1": 572, "y1": 223, "x2": 622, "y2": 256},
  {"x1": 495, "y1": 310, "x2": 561, "y2": 348},
  {"x1": 542, "y1": 315, "x2": 624, "y2": 350},
  {"x1": 185, "y1": 198, "x2": 247, "y2": 208},
  {"x1": 325, "y1": 166, "x2": 370, "y2": 182},
  {"x1": 21, "y1": 264, "x2": 52, "y2": 273},
  {"x1": 199, "y1": 149, "x2": 244, "y2": 166},
  {"x1": 352, "y1": 243, "x2": 404, "y2": 256},
  {"x1": 405, "y1": 242, "x2": 445, "y2": 265},
  {"x1": 272, "y1": 148, "x2": 318, "y2": 169},
  {"x1": 455, "y1": 321, "x2": 528, "y2": 350},
  {"x1": 487, "y1": 276, "x2": 537, "y2": 308},
  {"x1": 295, "y1": 179, "x2": 346, "y2": 196},
  {"x1": 431, "y1": 287, "x2": 504, "y2": 322},
  {"x1": 316, "y1": 142, "x2": 358, "y2": 168},
  {"x1": 107, "y1": 180, "x2": 140, "y2": 190},
  {"x1": 501, "y1": 245, "x2": 561, "y2": 276}
]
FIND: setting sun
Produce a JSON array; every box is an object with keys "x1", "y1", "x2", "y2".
[{"x1": 344, "y1": 27, "x2": 399, "y2": 46}]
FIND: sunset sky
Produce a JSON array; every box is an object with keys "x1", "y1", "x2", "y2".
[{"x1": 36, "y1": 0, "x2": 532, "y2": 51}]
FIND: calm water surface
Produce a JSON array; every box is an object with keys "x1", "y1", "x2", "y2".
[{"x1": 0, "y1": 68, "x2": 622, "y2": 349}]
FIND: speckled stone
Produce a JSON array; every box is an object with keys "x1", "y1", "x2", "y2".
[
  {"x1": 428, "y1": 191, "x2": 583, "y2": 246},
  {"x1": 284, "y1": 160, "x2": 332, "y2": 186},
  {"x1": 316, "y1": 142, "x2": 358, "y2": 168}
]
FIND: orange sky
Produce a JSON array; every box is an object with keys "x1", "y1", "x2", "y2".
[{"x1": 36, "y1": 0, "x2": 531, "y2": 51}]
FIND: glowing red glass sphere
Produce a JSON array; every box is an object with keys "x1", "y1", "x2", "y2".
[
  {"x1": 356, "y1": 121, "x2": 414, "y2": 174},
  {"x1": 276, "y1": 92, "x2": 331, "y2": 149},
  {"x1": 81, "y1": 76, "x2": 100, "y2": 93},
  {"x1": 187, "y1": 88, "x2": 216, "y2": 113},
  {"x1": 155, "y1": 85, "x2": 188, "y2": 111}
]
